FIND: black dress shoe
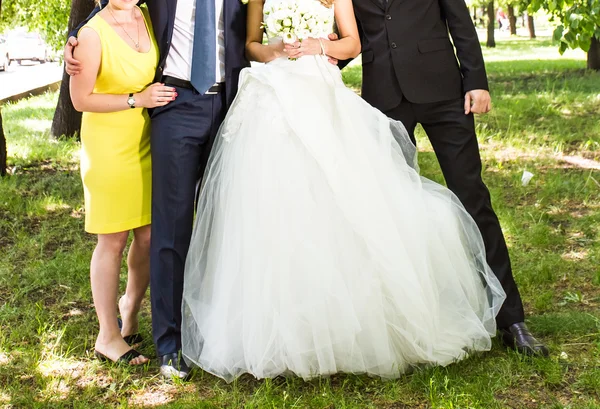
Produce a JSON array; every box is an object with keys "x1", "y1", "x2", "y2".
[
  {"x1": 159, "y1": 352, "x2": 191, "y2": 380},
  {"x1": 500, "y1": 322, "x2": 549, "y2": 357}
]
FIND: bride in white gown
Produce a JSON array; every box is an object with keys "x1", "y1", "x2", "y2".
[{"x1": 181, "y1": 0, "x2": 506, "y2": 382}]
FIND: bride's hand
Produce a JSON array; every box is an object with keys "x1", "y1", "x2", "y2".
[{"x1": 284, "y1": 38, "x2": 327, "y2": 59}]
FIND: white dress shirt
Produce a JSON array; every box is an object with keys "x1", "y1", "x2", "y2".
[{"x1": 163, "y1": 0, "x2": 226, "y2": 84}]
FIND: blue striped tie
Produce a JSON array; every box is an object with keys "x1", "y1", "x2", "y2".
[{"x1": 190, "y1": 0, "x2": 216, "y2": 94}]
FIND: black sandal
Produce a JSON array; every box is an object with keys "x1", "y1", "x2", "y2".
[
  {"x1": 117, "y1": 318, "x2": 144, "y2": 345},
  {"x1": 95, "y1": 348, "x2": 146, "y2": 365}
]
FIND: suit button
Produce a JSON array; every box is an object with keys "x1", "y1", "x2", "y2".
[
  {"x1": 391, "y1": 42, "x2": 397, "y2": 49},
  {"x1": 386, "y1": 15, "x2": 392, "y2": 20}
]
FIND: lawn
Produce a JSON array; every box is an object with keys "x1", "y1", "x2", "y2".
[{"x1": 1, "y1": 37, "x2": 599, "y2": 408}]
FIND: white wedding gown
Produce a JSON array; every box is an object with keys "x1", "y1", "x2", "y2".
[{"x1": 181, "y1": 0, "x2": 506, "y2": 382}]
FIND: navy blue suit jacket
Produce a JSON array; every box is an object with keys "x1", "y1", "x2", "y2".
[{"x1": 73, "y1": 0, "x2": 250, "y2": 106}]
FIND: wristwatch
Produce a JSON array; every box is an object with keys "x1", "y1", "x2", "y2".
[{"x1": 127, "y1": 93, "x2": 136, "y2": 109}]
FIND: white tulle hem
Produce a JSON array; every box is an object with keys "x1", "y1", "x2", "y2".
[{"x1": 181, "y1": 55, "x2": 506, "y2": 382}]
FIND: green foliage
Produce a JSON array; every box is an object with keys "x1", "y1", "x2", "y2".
[
  {"x1": 529, "y1": 0, "x2": 600, "y2": 53},
  {"x1": 0, "y1": 0, "x2": 71, "y2": 52}
]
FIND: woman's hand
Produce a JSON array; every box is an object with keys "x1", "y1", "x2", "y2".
[
  {"x1": 137, "y1": 83, "x2": 177, "y2": 108},
  {"x1": 284, "y1": 38, "x2": 327, "y2": 59}
]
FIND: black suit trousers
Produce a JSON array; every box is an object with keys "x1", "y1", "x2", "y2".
[{"x1": 385, "y1": 97, "x2": 525, "y2": 329}]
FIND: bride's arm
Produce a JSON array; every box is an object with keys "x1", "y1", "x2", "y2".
[
  {"x1": 285, "y1": 0, "x2": 361, "y2": 61},
  {"x1": 245, "y1": 0, "x2": 285, "y2": 63}
]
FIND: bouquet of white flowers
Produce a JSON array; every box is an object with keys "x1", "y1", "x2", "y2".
[{"x1": 262, "y1": 0, "x2": 332, "y2": 44}]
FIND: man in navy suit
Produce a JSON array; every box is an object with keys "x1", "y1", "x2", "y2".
[{"x1": 66, "y1": 0, "x2": 249, "y2": 379}]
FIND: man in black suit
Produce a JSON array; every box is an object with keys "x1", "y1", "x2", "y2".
[
  {"x1": 65, "y1": 0, "x2": 250, "y2": 378},
  {"x1": 345, "y1": 0, "x2": 548, "y2": 355}
]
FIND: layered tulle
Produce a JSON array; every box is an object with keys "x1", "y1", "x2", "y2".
[{"x1": 181, "y1": 54, "x2": 506, "y2": 382}]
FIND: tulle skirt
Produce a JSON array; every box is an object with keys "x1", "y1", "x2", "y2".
[{"x1": 181, "y1": 55, "x2": 506, "y2": 382}]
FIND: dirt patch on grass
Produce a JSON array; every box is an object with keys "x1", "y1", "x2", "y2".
[
  {"x1": 9, "y1": 160, "x2": 77, "y2": 177},
  {"x1": 483, "y1": 144, "x2": 600, "y2": 171},
  {"x1": 495, "y1": 380, "x2": 579, "y2": 408},
  {"x1": 129, "y1": 384, "x2": 201, "y2": 407}
]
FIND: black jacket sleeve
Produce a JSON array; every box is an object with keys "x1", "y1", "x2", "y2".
[{"x1": 439, "y1": 0, "x2": 489, "y2": 92}]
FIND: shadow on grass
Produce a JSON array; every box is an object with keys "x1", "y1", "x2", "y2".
[
  {"x1": 3, "y1": 123, "x2": 79, "y2": 169},
  {"x1": 487, "y1": 60, "x2": 597, "y2": 91},
  {"x1": 4, "y1": 105, "x2": 57, "y2": 121}
]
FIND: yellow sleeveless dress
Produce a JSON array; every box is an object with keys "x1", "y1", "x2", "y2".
[{"x1": 79, "y1": 7, "x2": 158, "y2": 234}]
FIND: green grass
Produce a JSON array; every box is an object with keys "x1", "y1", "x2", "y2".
[{"x1": 1, "y1": 37, "x2": 600, "y2": 408}]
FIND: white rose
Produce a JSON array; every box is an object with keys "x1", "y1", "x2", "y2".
[
  {"x1": 266, "y1": 17, "x2": 278, "y2": 32},
  {"x1": 283, "y1": 32, "x2": 297, "y2": 43},
  {"x1": 296, "y1": 29, "x2": 310, "y2": 40}
]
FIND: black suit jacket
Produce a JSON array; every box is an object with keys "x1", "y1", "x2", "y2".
[
  {"x1": 73, "y1": 0, "x2": 249, "y2": 107},
  {"x1": 351, "y1": 0, "x2": 488, "y2": 111}
]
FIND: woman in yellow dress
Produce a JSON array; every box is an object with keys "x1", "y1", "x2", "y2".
[{"x1": 70, "y1": 0, "x2": 176, "y2": 365}]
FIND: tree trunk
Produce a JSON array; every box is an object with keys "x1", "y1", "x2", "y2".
[
  {"x1": 50, "y1": 0, "x2": 95, "y2": 139},
  {"x1": 51, "y1": 72, "x2": 83, "y2": 138},
  {"x1": 588, "y1": 36, "x2": 600, "y2": 70},
  {"x1": 527, "y1": 14, "x2": 536, "y2": 39},
  {"x1": 0, "y1": 0, "x2": 6, "y2": 177},
  {"x1": 0, "y1": 110, "x2": 6, "y2": 177},
  {"x1": 507, "y1": 5, "x2": 517, "y2": 35},
  {"x1": 486, "y1": 2, "x2": 496, "y2": 48}
]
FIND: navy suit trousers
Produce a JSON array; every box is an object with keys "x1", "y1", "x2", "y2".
[{"x1": 149, "y1": 87, "x2": 226, "y2": 356}]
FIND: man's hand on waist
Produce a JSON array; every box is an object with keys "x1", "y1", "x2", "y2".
[{"x1": 64, "y1": 36, "x2": 82, "y2": 76}]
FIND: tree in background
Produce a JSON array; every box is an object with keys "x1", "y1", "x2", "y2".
[
  {"x1": 530, "y1": 0, "x2": 600, "y2": 70},
  {"x1": 486, "y1": 1, "x2": 497, "y2": 47},
  {"x1": 51, "y1": 0, "x2": 94, "y2": 138},
  {"x1": 0, "y1": 0, "x2": 7, "y2": 176},
  {"x1": 1, "y1": 0, "x2": 93, "y2": 138},
  {"x1": 527, "y1": 12, "x2": 536, "y2": 38},
  {"x1": 502, "y1": 0, "x2": 537, "y2": 37},
  {"x1": 467, "y1": 0, "x2": 497, "y2": 47},
  {"x1": 513, "y1": 0, "x2": 536, "y2": 38},
  {"x1": 0, "y1": 0, "x2": 70, "y2": 52},
  {"x1": 507, "y1": 4, "x2": 518, "y2": 35}
]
